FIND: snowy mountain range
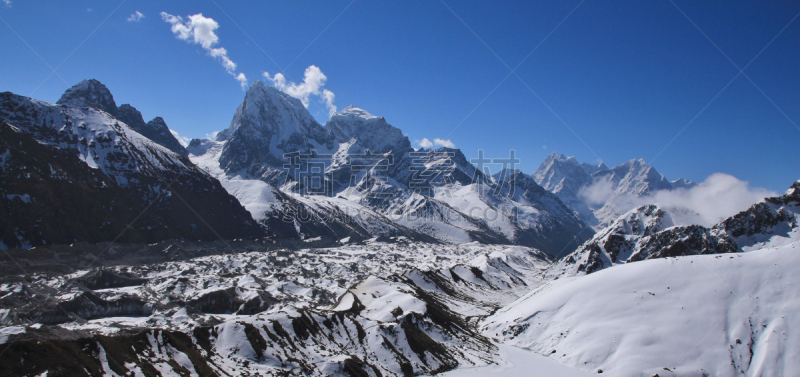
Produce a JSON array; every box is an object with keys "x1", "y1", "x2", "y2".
[
  {"x1": 190, "y1": 81, "x2": 594, "y2": 256},
  {"x1": 0, "y1": 180, "x2": 796, "y2": 376},
  {"x1": 0, "y1": 81, "x2": 262, "y2": 248},
  {"x1": 1, "y1": 79, "x2": 703, "y2": 257},
  {"x1": 1, "y1": 78, "x2": 797, "y2": 376},
  {"x1": 533, "y1": 152, "x2": 696, "y2": 227}
]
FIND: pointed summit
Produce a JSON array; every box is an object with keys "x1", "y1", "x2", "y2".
[
  {"x1": 216, "y1": 80, "x2": 331, "y2": 173},
  {"x1": 215, "y1": 80, "x2": 318, "y2": 142},
  {"x1": 57, "y1": 79, "x2": 118, "y2": 116}
]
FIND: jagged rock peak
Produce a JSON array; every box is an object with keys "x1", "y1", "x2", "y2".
[
  {"x1": 116, "y1": 104, "x2": 146, "y2": 128},
  {"x1": 143, "y1": 117, "x2": 188, "y2": 157},
  {"x1": 215, "y1": 80, "x2": 318, "y2": 142},
  {"x1": 57, "y1": 79, "x2": 118, "y2": 116},
  {"x1": 148, "y1": 116, "x2": 168, "y2": 128}
]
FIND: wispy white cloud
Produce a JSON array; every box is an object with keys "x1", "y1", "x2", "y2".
[
  {"x1": 415, "y1": 138, "x2": 433, "y2": 148},
  {"x1": 127, "y1": 11, "x2": 144, "y2": 22},
  {"x1": 161, "y1": 12, "x2": 248, "y2": 89},
  {"x1": 434, "y1": 138, "x2": 455, "y2": 148},
  {"x1": 263, "y1": 65, "x2": 337, "y2": 117},
  {"x1": 2, "y1": 0, "x2": 11, "y2": 8},
  {"x1": 235, "y1": 73, "x2": 248, "y2": 90}
]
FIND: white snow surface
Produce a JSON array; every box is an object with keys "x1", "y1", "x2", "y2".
[
  {"x1": 440, "y1": 344, "x2": 586, "y2": 377},
  {"x1": 483, "y1": 241, "x2": 800, "y2": 376}
]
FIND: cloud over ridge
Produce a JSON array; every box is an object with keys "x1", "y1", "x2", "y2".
[{"x1": 580, "y1": 173, "x2": 778, "y2": 227}]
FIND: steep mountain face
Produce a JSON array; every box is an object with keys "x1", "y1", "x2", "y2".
[
  {"x1": 56, "y1": 78, "x2": 118, "y2": 116},
  {"x1": 547, "y1": 179, "x2": 800, "y2": 279},
  {"x1": 533, "y1": 152, "x2": 695, "y2": 227},
  {"x1": 191, "y1": 81, "x2": 594, "y2": 256},
  {"x1": 0, "y1": 121, "x2": 134, "y2": 249},
  {"x1": 57, "y1": 79, "x2": 188, "y2": 157},
  {"x1": 216, "y1": 81, "x2": 334, "y2": 174},
  {"x1": 533, "y1": 152, "x2": 607, "y2": 198},
  {"x1": 0, "y1": 90, "x2": 263, "y2": 248},
  {"x1": 117, "y1": 104, "x2": 188, "y2": 157}
]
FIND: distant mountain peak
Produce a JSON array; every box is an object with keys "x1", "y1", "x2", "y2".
[
  {"x1": 335, "y1": 105, "x2": 381, "y2": 120},
  {"x1": 326, "y1": 105, "x2": 408, "y2": 154},
  {"x1": 57, "y1": 79, "x2": 117, "y2": 116}
]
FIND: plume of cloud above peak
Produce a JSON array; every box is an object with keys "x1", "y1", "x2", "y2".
[
  {"x1": 434, "y1": 138, "x2": 455, "y2": 148},
  {"x1": 127, "y1": 11, "x2": 144, "y2": 22},
  {"x1": 263, "y1": 65, "x2": 337, "y2": 117},
  {"x1": 161, "y1": 12, "x2": 248, "y2": 89},
  {"x1": 414, "y1": 138, "x2": 455, "y2": 149},
  {"x1": 415, "y1": 138, "x2": 433, "y2": 148}
]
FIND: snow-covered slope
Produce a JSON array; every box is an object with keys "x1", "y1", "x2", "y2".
[
  {"x1": 57, "y1": 79, "x2": 188, "y2": 156},
  {"x1": 483, "y1": 240, "x2": 800, "y2": 376}
]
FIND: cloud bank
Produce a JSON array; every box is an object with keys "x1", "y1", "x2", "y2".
[
  {"x1": 580, "y1": 173, "x2": 777, "y2": 227},
  {"x1": 161, "y1": 12, "x2": 248, "y2": 89},
  {"x1": 263, "y1": 66, "x2": 337, "y2": 117}
]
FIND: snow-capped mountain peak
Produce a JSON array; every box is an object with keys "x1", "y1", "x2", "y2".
[
  {"x1": 336, "y1": 105, "x2": 381, "y2": 120},
  {"x1": 326, "y1": 105, "x2": 410, "y2": 154}
]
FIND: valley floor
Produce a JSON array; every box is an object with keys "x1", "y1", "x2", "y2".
[
  {"x1": 1, "y1": 235, "x2": 799, "y2": 376},
  {"x1": 438, "y1": 344, "x2": 587, "y2": 377}
]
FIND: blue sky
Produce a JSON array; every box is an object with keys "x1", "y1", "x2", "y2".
[{"x1": 1, "y1": 1, "x2": 798, "y2": 192}]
